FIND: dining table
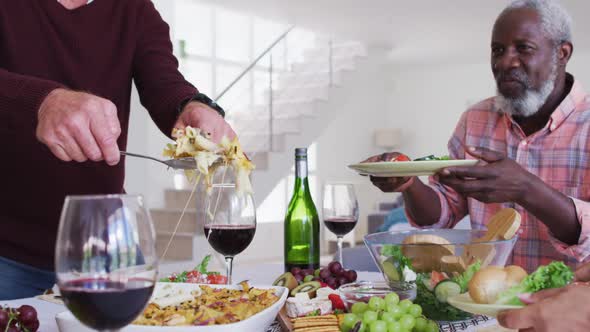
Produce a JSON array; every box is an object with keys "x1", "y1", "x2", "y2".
[{"x1": 1, "y1": 262, "x2": 504, "y2": 332}]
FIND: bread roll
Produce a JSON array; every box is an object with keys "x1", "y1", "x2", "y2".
[{"x1": 468, "y1": 265, "x2": 527, "y2": 304}]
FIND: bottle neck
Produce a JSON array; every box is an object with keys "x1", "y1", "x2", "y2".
[
  {"x1": 294, "y1": 157, "x2": 310, "y2": 194},
  {"x1": 295, "y1": 157, "x2": 308, "y2": 178}
]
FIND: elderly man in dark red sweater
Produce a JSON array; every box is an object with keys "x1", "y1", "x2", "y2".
[{"x1": 0, "y1": 0, "x2": 236, "y2": 299}]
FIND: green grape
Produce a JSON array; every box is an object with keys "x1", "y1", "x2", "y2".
[
  {"x1": 370, "y1": 320, "x2": 388, "y2": 332},
  {"x1": 386, "y1": 304, "x2": 404, "y2": 319},
  {"x1": 357, "y1": 322, "x2": 366, "y2": 332},
  {"x1": 387, "y1": 321, "x2": 403, "y2": 332},
  {"x1": 399, "y1": 314, "x2": 416, "y2": 330},
  {"x1": 314, "y1": 269, "x2": 321, "y2": 278},
  {"x1": 398, "y1": 299, "x2": 413, "y2": 313},
  {"x1": 385, "y1": 292, "x2": 400, "y2": 306},
  {"x1": 380, "y1": 312, "x2": 396, "y2": 324},
  {"x1": 351, "y1": 302, "x2": 369, "y2": 315},
  {"x1": 425, "y1": 320, "x2": 439, "y2": 332},
  {"x1": 362, "y1": 310, "x2": 379, "y2": 326},
  {"x1": 340, "y1": 313, "x2": 360, "y2": 332},
  {"x1": 414, "y1": 317, "x2": 428, "y2": 332},
  {"x1": 369, "y1": 296, "x2": 386, "y2": 311},
  {"x1": 408, "y1": 304, "x2": 422, "y2": 318}
]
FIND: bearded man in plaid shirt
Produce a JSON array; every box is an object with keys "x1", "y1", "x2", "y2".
[{"x1": 365, "y1": 0, "x2": 590, "y2": 272}]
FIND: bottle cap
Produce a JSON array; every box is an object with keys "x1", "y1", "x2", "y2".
[{"x1": 295, "y1": 148, "x2": 308, "y2": 157}]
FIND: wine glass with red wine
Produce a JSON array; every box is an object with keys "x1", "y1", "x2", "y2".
[
  {"x1": 55, "y1": 194, "x2": 157, "y2": 331},
  {"x1": 204, "y1": 183, "x2": 256, "y2": 285},
  {"x1": 322, "y1": 183, "x2": 359, "y2": 267}
]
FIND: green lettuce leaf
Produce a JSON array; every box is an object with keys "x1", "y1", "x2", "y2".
[
  {"x1": 496, "y1": 261, "x2": 574, "y2": 305},
  {"x1": 452, "y1": 261, "x2": 481, "y2": 293},
  {"x1": 381, "y1": 245, "x2": 412, "y2": 270}
]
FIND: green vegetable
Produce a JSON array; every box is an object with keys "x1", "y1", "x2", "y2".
[
  {"x1": 381, "y1": 245, "x2": 412, "y2": 272},
  {"x1": 414, "y1": 273, "x2": 472, "y2": 321},
  {"x1": 451, "y1": 261, "x2": 481, "y2": 293},
  {"x1": 434, "y1": 280, "x2": 461, "y2": 303},
  {"x1": 496, "y1": 261, "x2": 574, "y2": 305},
  {"x1": 413, "y1": 155, "x2": 451, "y2": 161}
]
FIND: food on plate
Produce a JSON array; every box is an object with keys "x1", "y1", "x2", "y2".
[
  {"x1": 273, "y1": 272, "x2": 299, "y2": 291},
  {"x1": 340, "y1": 294, "x2": 439, "y2": 332},
  {"x1": 390, "y1": 154, "x2": 411, "y2": 162},
  {"x1": 0, "y1": 305, "x2": 39, "y2": 332},
  {"x1": 468, "y1": 265, "x2": 527, "y2": 304},
  {"x1": 414, "y1": 261, "x2": 481, "y2": 321},
  {"x1": 159, "y1": 255, "x2": 228, "y2": 285},
  {"x1": 493, "y1": 261, "x2": 573, "y2": 305},
  {"x1": 291, "y1": 281, "x2": 322, "y2": 298},
  {"x1": 133, "y1": 281, "x2": 279, "y2": 326},
  {"x1": 291, "y1": 314, "x2": 340, "y2": 332},
  {"x1": 163, "y1": 126, "x2": 254, "y2": 194},
  {"x1": 277, "y1": 262, "x2": 358, "y2": 291},
  {"x1": 413, "y1": 154, "x2": 451, "y2": 161}
]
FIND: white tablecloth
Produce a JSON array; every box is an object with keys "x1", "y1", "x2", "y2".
[{"x1": 0, "y1": 263, "x2": 382, "y2": 332}]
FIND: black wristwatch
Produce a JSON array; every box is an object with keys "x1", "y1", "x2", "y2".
[{"x1": 178, "y1": 92, "x2": 225, "y2": 118}]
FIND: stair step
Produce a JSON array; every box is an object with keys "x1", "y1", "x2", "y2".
[
  {"x1": 228, "y1": 101, "x2": 318, "y2": 119},
  {"x1": 230, "y1": 116, "x2": 302, "y2": 136},
  {"x1": 290, "y1": 58, "x2": 356, "y2": 74},
  {"x1": 164, "y1": 189, "x2": 199, "y2": 210},
  {"x1": 240, "y1": 133, "x2": 286, "y2": 153},
  {"x1": 304, "y1": 44, "x2": 368, "y2": 59},
  {"x1": 262, "y1": 86, "x2": 330, "y2": 104},
  {"x1": 156, "y1": 231, "x2": 194, "y2": 261},
  {"x1": 151, "y1": 208, "x2": 202, "y2": 233},
  {"x1": 277, "y1": 71, "x2": 344, "y2": 89}
]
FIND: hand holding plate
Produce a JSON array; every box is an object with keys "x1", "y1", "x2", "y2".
[
  {"x1": 436, "y1": 146, "x2": 535, "y2": 204},
  {"x1": 361, "y1": 152, "x2": 414, "y2": 192}
]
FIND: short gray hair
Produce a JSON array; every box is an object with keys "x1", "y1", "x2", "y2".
[{"x1": 503, "y1": 0, "x2": 573, "y2": 44}]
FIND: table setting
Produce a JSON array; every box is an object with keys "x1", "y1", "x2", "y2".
[{"x1": 2, "y1": 132, "x2": 571, "y2": 332}]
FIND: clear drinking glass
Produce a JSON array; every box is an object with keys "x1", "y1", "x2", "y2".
[
  {"x1": 55, "y1": 194, "x2": 157, "y2": 332},
  {"x1": 322, "y1": 183, "x2": 359, "y2": 267},
  {"x1": 204, "y1": 183, "x2": 257, "y2": 285}
]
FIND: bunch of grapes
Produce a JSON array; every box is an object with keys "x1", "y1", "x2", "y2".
[
  {"x1": 0, "y1": 305, "x2": 39, "y2": 332},
  {"x1": 341, "y1": 293, "x2": 438, "y2": 332},
  {"x1": 292, "y1": 261, "x2": 358, "y2": 289}
]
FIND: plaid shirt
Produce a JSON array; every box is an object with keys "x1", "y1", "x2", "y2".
[{"x1": 407, "y1": 74, "x2": 590, "y2": 272}]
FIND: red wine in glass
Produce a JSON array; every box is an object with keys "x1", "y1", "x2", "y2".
[
  {"x1": 204, "y1": 225, "x2": 256, "y2": 256},
  {"x1": 324, "y1": 217, "x2": 358, "y2": 236},
  {"x1": 60, "y1": 278, "x2": 154, "y2": 330}
]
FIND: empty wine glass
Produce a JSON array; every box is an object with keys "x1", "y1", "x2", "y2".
[
  {"x1": 322, "y1": 183, "x2": 359, "y2": 267},
  {"x1": 55, "y1": 194, "x2": 157, "y2": 331},
  {"x1": 204, "y1": 182, "x2": 256, "y2": 285}
]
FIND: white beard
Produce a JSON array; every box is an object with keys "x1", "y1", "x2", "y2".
[{"x1": 494, "y1": 62, "x2": 558, "y2": 118}]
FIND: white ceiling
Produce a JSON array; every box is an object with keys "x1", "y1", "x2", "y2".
[{"x1": 197, "y1": 0, "x2": 590, "y2": 65}]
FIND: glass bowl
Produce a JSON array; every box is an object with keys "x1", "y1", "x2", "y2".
[
  {"x1": 338, "y1": 281, "x2": 415, "y2": 310},
  {"x1": 363, "y1": 229, "x2": 518, "y2": 321}
]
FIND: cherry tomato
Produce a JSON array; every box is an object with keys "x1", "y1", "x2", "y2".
[
  {"x1": 207, "y1": 274, "x2": 228, "y2": 284},
  {"x1": 392, "y1": 154, "x2": 411, "y2": 162},
  {"x1": 430, "y1": 271, "x2": 448, "y2": 288}
]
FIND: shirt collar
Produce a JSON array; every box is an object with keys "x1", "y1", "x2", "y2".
[{"x1": 547, "y1": 73, "x2": 586, "y2": 132}]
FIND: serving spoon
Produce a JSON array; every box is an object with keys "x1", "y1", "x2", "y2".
[{"x1": 120, "y1": 151, "x2": 197, "y2": 170}]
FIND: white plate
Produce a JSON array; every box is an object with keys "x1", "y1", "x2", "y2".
[
  {"x1": 348, "y1": 160, "x2": 478, "y2": 177},
  {"x1": 55, "y1": 283, "x2": 288, "y2": 332},
  {"x1": 447, "y1": 293, "x2": 523, "y2": 318}
]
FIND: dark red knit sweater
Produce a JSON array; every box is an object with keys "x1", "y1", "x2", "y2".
[{"x1": 0, "y1": 0, "x2": 198, "y2": 269}]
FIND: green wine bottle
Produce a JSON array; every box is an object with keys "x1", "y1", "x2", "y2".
[{"x1": 284, "y1": 148, "x2": 320, "y2": 272}]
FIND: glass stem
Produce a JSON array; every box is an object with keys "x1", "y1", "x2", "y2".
[
  {"x1": 337, "y1": 236, "x2": 344, "y2": 268},
  {"x1": 225, "y1": 256, "x2": 234, "y2": 285}
]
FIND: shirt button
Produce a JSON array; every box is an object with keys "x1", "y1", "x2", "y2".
[
  {"x1": 550, "y1": 124, "x2": 556, "y2": 131},
  {"x1": 521, "y1": 141, "x2": 527, "y2": 146}
]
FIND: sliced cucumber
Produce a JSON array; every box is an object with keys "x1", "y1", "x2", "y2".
[
  {"x1": 382, "y1": 257, "x2": 402, "y2": 281},
  {"x1": 434, "y1": 280, "x2": 461, "y2": 303}
]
